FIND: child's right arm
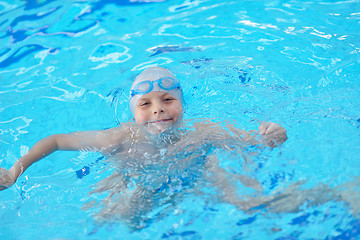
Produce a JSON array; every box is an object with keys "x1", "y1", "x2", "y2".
[{"x1": 0, "y1": 127, "x2": 126, "y2": 191}]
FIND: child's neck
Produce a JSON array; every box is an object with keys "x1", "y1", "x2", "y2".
[{"x1": 145, "y1": 127, "x2": 182, "y2": 147}]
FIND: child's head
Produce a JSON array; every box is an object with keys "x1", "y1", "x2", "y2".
[{"x1": 130, "y1": 67, "x2": 183, "y2": 133}]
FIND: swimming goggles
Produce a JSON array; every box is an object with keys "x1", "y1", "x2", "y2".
[{"x1": 130, "y1": 77, "x2": 181, "y2": 98}]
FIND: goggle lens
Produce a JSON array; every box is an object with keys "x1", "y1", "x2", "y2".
[
  {"x1": 159, "y1": 77, "x2": 177, "y2": 90},
  {"x1": 133, "y1": 81, "x2": 151, "y2": 94},
  {"x1": 131, "y1": 77, "x2": 180, "y2": 98}
]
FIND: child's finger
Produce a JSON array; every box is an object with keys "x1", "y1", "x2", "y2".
[
  {"x1": 265, "y1": 123, "x2": 281, "y2": 134},
  {"x1": 258, "y1": 122, "x2": 270, "y2": 135}
]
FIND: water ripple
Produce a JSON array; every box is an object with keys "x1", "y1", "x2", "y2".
[
  {"x1": 89, "y1": 43, "x2": 132, "y2": 69},
  {"x1": 147, "y1": 45, "x2": 200, "y2": 57},
  {"x1": 0, "y1": 44, "x2": 47, "y2": 68},
  {"x1": 0, "y1": 116, "x2": 32, "y2": 142}
]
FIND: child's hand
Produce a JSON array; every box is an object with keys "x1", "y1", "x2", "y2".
[
  {"x1": 258, "y1": 122, "x2": 287, "y2": 148},
  {"x1": 0, "y1": 168, "x2": 15, "y2": 191}
]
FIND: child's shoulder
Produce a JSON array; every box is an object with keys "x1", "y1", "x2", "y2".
[
  {"x1": 104, "y1": 122, "x2": 144, "y2": 142},
  {"x1": 187, "y1": 118, "x2": 224, "y2": 132}
]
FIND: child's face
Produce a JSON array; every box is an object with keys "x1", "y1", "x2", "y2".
[{"x1": 134, "y1": 91, "x2": 183, "y2": 133}]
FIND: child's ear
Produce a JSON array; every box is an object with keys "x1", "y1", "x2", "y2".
[{"x1": 126, "y1": 116, "x2": 136, "y2": 123}]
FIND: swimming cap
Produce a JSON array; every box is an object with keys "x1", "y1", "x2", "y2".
[{"x1": 129, "y1": 67, "x2": 183, "y2": 114}]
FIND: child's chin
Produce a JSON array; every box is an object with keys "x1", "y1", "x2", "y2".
[{"x1": 144, "y1": 121, "x2": 173, "y2": 135}]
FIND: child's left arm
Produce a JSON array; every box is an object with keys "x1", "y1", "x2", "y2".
[
  {"x1": 193, "y1": 119, "x2": 287, "y2": 149},
  {"x1": 219, "y1": 120, "x2": 287, "y2": 148},
  {"x1": 258, "y1": 122, "x2": 287, "y2": 148}
]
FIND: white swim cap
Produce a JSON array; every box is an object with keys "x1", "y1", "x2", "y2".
[{"x1": 129, "y1": 67, "x2": 183, "y2": 114}]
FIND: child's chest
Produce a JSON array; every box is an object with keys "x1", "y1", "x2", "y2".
[{"x1": 111, "y1": 137, "x2": 210, "y2": 186}]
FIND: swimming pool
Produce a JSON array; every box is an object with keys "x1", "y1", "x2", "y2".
[{"x1": 1, "y1": 0, "x2": 360, "y2": 239}]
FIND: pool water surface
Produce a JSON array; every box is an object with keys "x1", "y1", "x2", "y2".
[{"x1": 1, "y1": 0, "x2": 360, "y2": 239}]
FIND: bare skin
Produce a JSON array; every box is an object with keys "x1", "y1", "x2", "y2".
[{"x1": 0, "y1": 92, "x2": 287, "y2": 194}]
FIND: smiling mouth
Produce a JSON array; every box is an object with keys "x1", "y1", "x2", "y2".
[
  {"x1": 144, "y1": 118, "x2": 174, "y2": 134},
  {"x1": 148, "y1": 119, "x2": 172, "y2": 124}
]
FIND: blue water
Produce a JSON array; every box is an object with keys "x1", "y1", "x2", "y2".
[{"x1": 1, "y1": 0, "x2": 360, "y2": 239}]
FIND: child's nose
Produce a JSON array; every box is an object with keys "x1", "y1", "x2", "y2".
[{"x1": 152, "y1": 103, "x2": 165, "y2": 114}]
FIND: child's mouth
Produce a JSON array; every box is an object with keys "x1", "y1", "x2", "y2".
[
  {"x1": 144, "y1": 119, "x2": 174, "y2": 134},
  {"x1": 148, "y1": 119, "x2": 172, "y2": 124}
]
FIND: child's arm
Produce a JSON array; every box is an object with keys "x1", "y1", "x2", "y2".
[
  {"x1": 0, "y1": 127, "x2": 125, "y2": 191},
  {"x1": 258, "y1": 122, "x2": 287, "y2": 148},
  {"x1": 204, "y1": 120, "x2": 287, "y2": 148}
]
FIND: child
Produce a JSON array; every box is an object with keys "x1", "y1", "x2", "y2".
[
  {"x1": 0, "y1": 67, "x2": 290, "y2": 228},
  {"x1": 0, "y1": 66, "x2": 287, "y2": 191}
]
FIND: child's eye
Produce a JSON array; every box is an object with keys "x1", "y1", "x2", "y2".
[
  {"x1": 164, "y1": 98, "x2": 175, "y2": 102},
  {"x1": 140, "y1": 102, "x2": 149, "y2": 106}
]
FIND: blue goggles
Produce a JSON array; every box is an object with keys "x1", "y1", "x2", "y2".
[{"x1": 130, "y1": 77, "x2": 181, "y2": 98}]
